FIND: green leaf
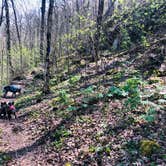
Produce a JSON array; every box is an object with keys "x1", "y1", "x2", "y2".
[
  {"x1": 147, "y1": 107, "x2": 156, "y2": 115},
  {"x1": 97, "y1": 93, "x2": 104, "y2": 99},
  {"x1": 108, "y1": 86, "x2": 127, "y2": 97},
  {"x1": 144, "y1": 115, "x2": 155, "y2": 122},
  {"x1": 107, "y1": 93, "x2": 113, "y2": 97},
  {"x1": 67, "y1": 106, "x2": 78, "y2": 111},
  {"x1": 82, "y1": 104, "x2": 88, "y2": 108}
]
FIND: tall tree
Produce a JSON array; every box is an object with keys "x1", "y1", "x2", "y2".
[
  {"x1": 10, "y1": 0, "x2": 23, "y2": 72},
  {"x1": 5, "y1": 0, "x2": 14, "y2": 80},
  {"x1": 76, "y1": 0, "x2": 80, "y2": 30},
  {"x1": 43, "y1": 0, "x2": 54, "y2": 94},
  {"x1": 0, "y1": 41, "x2": 4, "y2": 87},
  {"x1": 40, "y1": 0, "x2": 46, "y2": 64},
  {"x1": 94, "y1": 0, "x2": 105, "y2": 64}
]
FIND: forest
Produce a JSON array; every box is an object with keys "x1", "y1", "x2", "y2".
[{"x1": 0, "y1": 0, "x2": 165, "y2": 165}]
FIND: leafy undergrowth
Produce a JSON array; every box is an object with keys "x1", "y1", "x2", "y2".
[
  {"x1": 1, "y1": 42, "x2": 166, "y2": 165},
  {"x1": 45, "y1": 75, "x2": 165, "y2": 165}
]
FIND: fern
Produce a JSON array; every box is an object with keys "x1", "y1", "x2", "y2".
[
  {"x1": 107, "y1": 86, "x2": 128, "y2": 97},
  {"x1": 140, "y1": 107, "x2": 157, "y2": 123}
]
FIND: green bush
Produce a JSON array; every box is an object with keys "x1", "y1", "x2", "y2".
[
  {"x1": 52, "y1": 126, "x2": 72, "y2": 149},
  {"x1": 140, "y1": 107, "x2": 157, "y2": 123},
  {"x1": 51, "y1": 90, "x2": 74, "y2": 109},
  {"x1": 69, "y1": 75, "x2": 81, "y2": 85},
  {"x1": 58, "y1": 90, "x2": 71, "y2": 104},
  {"x1": 81, "y1": 85, "x2": 95, "y2": 95},
  {"x1": 107, "y1": 86, "x2": 128, "y2": 98},
  {"x1": 123, "y1": 77, "x2": 142, "y2": 110},
  {"x1": 140, "y1": 139, "x2": 160, "y2": 156}
]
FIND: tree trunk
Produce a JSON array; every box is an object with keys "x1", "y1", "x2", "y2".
[
  {"x1": 43, "y1": 0, "x2": 54, "y2": 94},
  {"x1": 10, "y1": 0, "x2": 23, "y2": 72},
  {"x1": 76, "y1": 0, "x2": 80, "y2": 30},
  {"x1": 94, "y1": 0, "x2": 104, "y2": 64},
  {"x1": 5, "y1": 0, "x2": 14, "y2": 81},
  {"x1": 0, "y1": 42, "x2": 4, "y2": 87},
  {"x1": 40, "y1": 0, "x2": 46, "y2": 64}
]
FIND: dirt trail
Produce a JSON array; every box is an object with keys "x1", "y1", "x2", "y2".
[
  {"x1": 0, "y1": 75, "x2": 42, "y2": 165},
  {"x1": 0, "y1": 117, "x2": 44, "y2": 165},
  {"x1": 0, "y1": 119, "x2": 30, "y2": 152}
]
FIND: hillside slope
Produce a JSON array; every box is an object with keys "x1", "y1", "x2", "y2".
[{"x1": 0, "y1": 35, "x2": 165, "y2": 165}]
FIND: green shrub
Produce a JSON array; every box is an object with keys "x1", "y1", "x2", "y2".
[
  {"x1": 52, "y1": 126, "x2": 72, "y2": 149},
  {"x1": 123, "y1": 77, "x2": 142, "y2": 93},
  {"x1": 52, "y1": 89, "x2": 75, "y2": 109},
  {"x1": 107, "y1": 86, "x2": 128, "y2": 98},
  {"x1": 53, "y1": 126, "x2": 72, "y2": 139},
  {"x1": 69, "y1": 75, "x2": 81, "y2": 85},
  {"x1": 123, "y1": 77, "x2": 142, "y2": 110},
  {"x1": 140, "y1": 107, "x2": 156, "y2": 123},
  {"x1": 50, "y1": 78, "x2": 58, "y2": 86},
  {"x1": 58, "y1": 90, "x2": 71, "y2": 104},
  {"x1": 140, "y1": 139, "x2": 160, "y2": 156},
  {"x1": 120, "y1": 28, "x2": 131, "y2": 50},
  {"x1": 81, "y1": 85, "x2": 95, "y2": 95}
]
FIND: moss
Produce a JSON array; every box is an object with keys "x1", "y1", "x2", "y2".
[{"x1": 140, "y1": 139, "x2": 160, "y2": 156}]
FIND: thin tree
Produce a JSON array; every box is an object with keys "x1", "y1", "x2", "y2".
[
  {"x1": 0, "y1": 41, "x2": 4, "y2": 88},
  {"x1": 40, "y1": 0, "x2": 46, "y2": 64},
  {"x1": 94, "y1": 0, "x2": 105, "y2": 65},
  {"x1": 5, "y1": 0, "x2": 14, "y2": 81},
  {"x1": 76, "y1": 0, "x2": 80, "y2": 30},
  {"x1": 43, "y1": 0, "x2": 54, "y2": 94},
  {"x1": 10, "y1": 0, "x2": 23, "y2": 72}
]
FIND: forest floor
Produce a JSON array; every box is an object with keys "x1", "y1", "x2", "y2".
[{"x1": 0, "y1": 38, "x2": 166, "y2": 165}]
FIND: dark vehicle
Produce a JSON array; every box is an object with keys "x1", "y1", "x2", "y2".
[{"x1": 3, "y1": 85, "x2": 21, "y2": 97}]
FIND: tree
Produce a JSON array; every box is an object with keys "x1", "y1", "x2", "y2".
[
  {"x1": 43, "y1": 0, "x2": 54, "y2": 94},
  {"x1": 94, "y1": 0, "x2": 105, "y2": 64},
  {"x1": 0, "y1": 41, "x2": 4, "y2": 87},
  {"x1": 10, "y1": 0, "x2": 23, "y2": 72},
  {"x1": 40, "y1": 0, "x2": 46, "y2": 64},
  {"x1": 5, "y1": 0, "x2": 14, "y2": 80},
  {"x1": 76, "y1": 0, "x2": 80, "y2": 30}
]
